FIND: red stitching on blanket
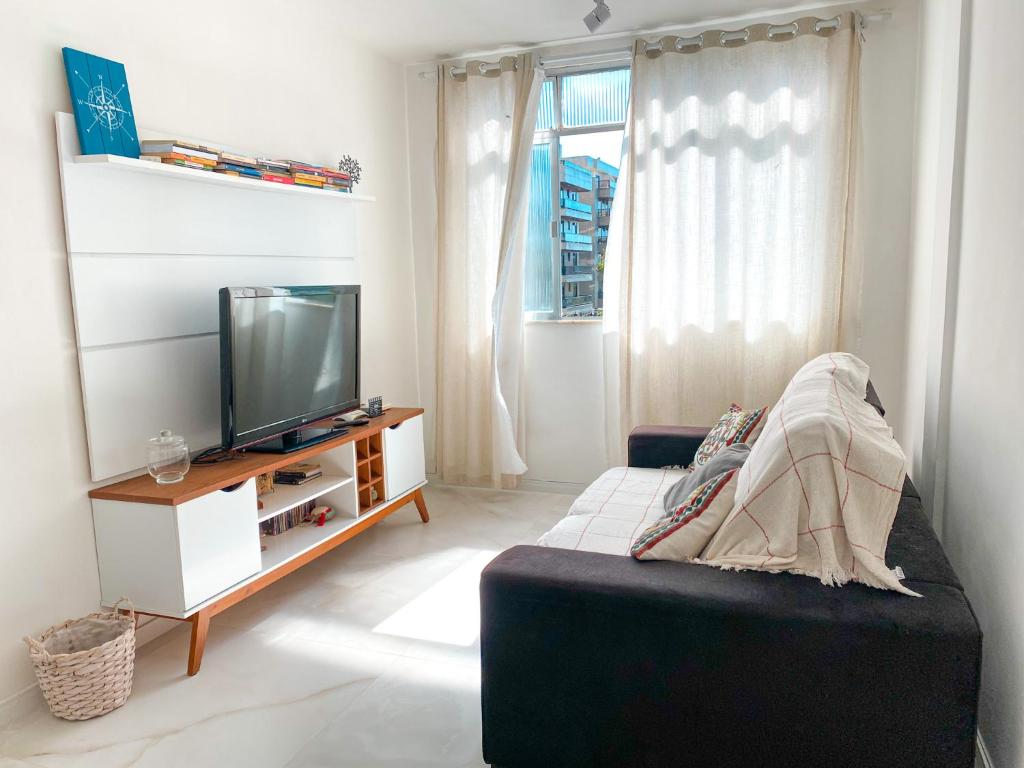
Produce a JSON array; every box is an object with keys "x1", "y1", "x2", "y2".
[
  {"x1": 575, "y1": 467, "x2": 631, "y2": 550},
  {"x1": 629, "y1": 469, "x2": 668, "y2": 547},
  {"x1": 779, "y1": 395, "x2": 823, "y2": 568}
]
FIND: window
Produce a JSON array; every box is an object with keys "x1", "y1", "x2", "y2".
[{"x1": 525, "y1": 68, "x2": 630, "y2": 318}]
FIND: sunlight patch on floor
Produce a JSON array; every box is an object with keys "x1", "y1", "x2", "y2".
[{"x1": 372, "y1": 550, "x2": 499, "y2": 646}]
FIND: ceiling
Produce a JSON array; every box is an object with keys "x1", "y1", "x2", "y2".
[{"x1": 330, "y1": 0, "x2": 840, "y2": 63}]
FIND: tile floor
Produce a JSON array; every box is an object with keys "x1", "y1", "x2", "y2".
[{"x1": 0, "y1": 484, "x2": 572, "y2": 768}]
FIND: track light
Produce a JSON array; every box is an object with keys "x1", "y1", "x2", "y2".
[{"x1": 584, "y1": 0, "x2": 611, "y2": 33}]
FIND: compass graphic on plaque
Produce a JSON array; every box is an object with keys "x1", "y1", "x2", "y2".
[{"x1": 62, "y1": 48, "x2": 140, "y2": 158}]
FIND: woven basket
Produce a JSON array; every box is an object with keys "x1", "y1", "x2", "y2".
[{"x1": 24, "y1": 598, "x2": 136, "y2": 720}]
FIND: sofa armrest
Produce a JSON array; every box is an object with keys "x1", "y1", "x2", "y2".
[
  {"x1": 627, "y1": 424, "x2": 710, "y2": 468},
  {"x1": 480, "y1": 545, "x2": 981, "y2": 768}
]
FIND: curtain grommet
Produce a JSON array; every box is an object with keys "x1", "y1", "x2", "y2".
[
  {"x1": 674, "y1": 34, "x2": 704, "y2": 52},
  {"x1": 720, "y1": 29, "x2": 751, "y2": 47},
  {"x1": 767, "y1": 22, "x2": 799, "y2": 41}
]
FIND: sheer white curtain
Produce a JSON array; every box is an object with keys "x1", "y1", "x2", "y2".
[
  {"x1": 436, "y1": 55, "x2": 542, "y2": 486},
  {"x1": 604, "y1": 17, "x2": 861, "y2": 462}
]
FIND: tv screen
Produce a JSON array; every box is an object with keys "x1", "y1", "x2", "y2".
[{"x1": 219, "y1": 285, "x2": 360, "y2": 449}]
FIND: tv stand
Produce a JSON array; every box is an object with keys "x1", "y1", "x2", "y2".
[
  {"x1": 247, "y1": 425, "x2": 348, "y2": 453},
  {"x1": 88, "y1": 408, "x2": 427, "y2": 676}
]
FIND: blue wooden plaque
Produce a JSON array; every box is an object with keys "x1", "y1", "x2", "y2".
[{"x1": 62, "y1": 47, "x2": 140, "y2": 158}]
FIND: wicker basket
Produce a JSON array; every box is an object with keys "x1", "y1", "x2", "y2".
[{"x1": 24, "y1": 598, "x2": 136, "y2": 720}]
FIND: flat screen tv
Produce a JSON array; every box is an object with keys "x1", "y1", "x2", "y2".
[{"x1": 219, "y1": 285, "x2": 360, "y2": 451}]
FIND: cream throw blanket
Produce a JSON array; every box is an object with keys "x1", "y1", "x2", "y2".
[{"x1": 699, "y1": 353, "x2": 916, "y2": 595}]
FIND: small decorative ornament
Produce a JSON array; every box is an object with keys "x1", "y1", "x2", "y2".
[
  {"x1": 146, "y1": 429, "x2": 190, "y2": 484},
  {"x1": 366, "y1": 396, "x2": 383, "y2": 418},
  {"x1": 255, "y1": 472, "x2": 275, "y2": 496},
  {"x1": 338, "y1": 155, "x2": 362, "y2": 186}
]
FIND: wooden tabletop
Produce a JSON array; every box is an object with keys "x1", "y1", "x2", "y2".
[{"x1": 89, "y1": 407, "x2": 424, "y2": 506}]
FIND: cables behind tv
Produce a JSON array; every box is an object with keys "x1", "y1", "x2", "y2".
[{"x1": 191, "y1": 446, "x2": 238, "y2": 465}]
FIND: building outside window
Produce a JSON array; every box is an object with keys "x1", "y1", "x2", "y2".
[{"x1": 525, "y1": 67, "x2": 630, "y2": 319}]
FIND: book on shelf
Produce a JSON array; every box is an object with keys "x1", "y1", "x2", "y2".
[
  {"x1": 256, "y1": 158, "x2": 291, "y2": 173},
  {"x1": 277, "y1": 462, "x2": 321, "y2": 477},
  {"x1": 215, "y1": 162, "x2": 262, "y2": 177},
  {"x1": 219, "y1": 151, "x2": 259, "y2": 168},
  {"x1": 261, "y1": 172, "x2": 295, "y2": 185},
  {"x1": 161, "y1": 158, "x2": 212, "y2": 171},
  {"x1": 274, "y1": 472, "x2": 323, "y2": 486},
  {"x1": 289, "y1": 161, "x2": 326, "y2": 175},
  {"x1": 142, "y1": 151, "x2": 216, "y2": 167},
  {"x1": 140, "y1": 140, "x2": 219, "y2": 162}
]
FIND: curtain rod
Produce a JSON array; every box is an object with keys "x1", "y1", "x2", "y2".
[{"x1": 418, "y1": 9, "x2": 892, "y2": 79}]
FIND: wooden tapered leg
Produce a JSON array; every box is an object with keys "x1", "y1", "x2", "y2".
[
  {"x1": 187, "y1": 609, "x2": 211, "y2": 676},
  {"x1": 413, "y1": 488, "x2": 430, "y2": 523}
]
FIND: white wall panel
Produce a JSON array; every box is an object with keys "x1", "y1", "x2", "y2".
[
  {"x1": 56, "y1": 112, "x2": 372, "y2": 480},
  {"x1": 79, "y1": 335, "x2": 221, "y2": 480},
  {"x1": 70, "y1": 255, "x2": 357, "y2": 347}
]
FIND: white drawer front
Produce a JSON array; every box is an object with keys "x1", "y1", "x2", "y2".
[
  {"x1": 177, "y1": 478, "x2": 261, "y2": 610},
  {"x1": 383, "y1": 415, "x2": 426, "y2": 501}
]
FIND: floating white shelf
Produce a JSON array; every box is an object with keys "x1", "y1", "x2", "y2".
[
  {"x1": 72, "y1": 152, "x2": 376, "y2": 202},
  {"x1": 256, "y1": 474, "x2": 355, "y2": 523}
]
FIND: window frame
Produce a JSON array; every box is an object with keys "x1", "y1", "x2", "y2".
[{"x1": 526, "y1": 65, "x2": 629, "y2": 321}]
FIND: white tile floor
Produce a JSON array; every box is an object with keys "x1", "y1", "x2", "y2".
[{"x1": 0, "y1": 484, "x2": 572, "y2": 768}]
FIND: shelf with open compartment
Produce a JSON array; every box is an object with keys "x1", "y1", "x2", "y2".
[{"x1": 355, "y1": 432, "x2": 386, "y2": 514}]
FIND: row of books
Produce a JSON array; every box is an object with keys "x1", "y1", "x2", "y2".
[
  {"x1": 260, "y1": 499, "x2": 319, "y2": 537},
  {"x1": 138, "y1": 139, "x2": 353, "y2": 192}
]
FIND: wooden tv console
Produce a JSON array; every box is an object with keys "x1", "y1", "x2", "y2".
[{"x1": 88, "y1": 407, "x2": 428, "y2": 676}]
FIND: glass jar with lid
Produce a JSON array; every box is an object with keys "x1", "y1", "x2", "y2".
[{"x1": 147, "y1": 430, "x2": 190, "y2": 484}]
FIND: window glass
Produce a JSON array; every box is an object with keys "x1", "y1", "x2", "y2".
[
  {"x1": 535, "y1": 79, "x2": 556, "y2": 131},
  {"x1": 558, "y1": 131, "x2": 622, "y2": 316},
  {"x1": 524, "y1": 142, "x2": 555, "y2": 313},
  {"x1": 561, "y1": 69, "x2": 630, "y2": 128},
  {"x1": 525, "y1": 68, "x2": 629, "y2": 318}
]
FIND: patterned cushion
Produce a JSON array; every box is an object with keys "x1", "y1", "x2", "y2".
[
  {"x1": 692, "y1": 404, "x2": 767, "y2": 467},
  {"x1": 631, "y1": 469, "x2": 740, "y2": 561}
]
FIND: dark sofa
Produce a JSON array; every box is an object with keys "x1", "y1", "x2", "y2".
[{"x1": 480, "y1": 385, "x2": 982, "y2": 768}]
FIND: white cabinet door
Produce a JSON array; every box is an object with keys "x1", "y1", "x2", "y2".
[
  {"x1": 383, "y1": 415, "x2": 426, "y2": 501},
  {"x1": 177, "y1": 478, "x2": 261, "y2": 610}
]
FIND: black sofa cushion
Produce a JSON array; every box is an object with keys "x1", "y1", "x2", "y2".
[
  {"x1": 886, "y1": 481, "x2": 962, "y2": 591},
  {"x1": 481, "y1": 543, "x2": 981, "y2": 768}
]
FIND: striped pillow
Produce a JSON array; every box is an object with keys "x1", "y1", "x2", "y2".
[
  {"x1": 692, "y1": 403, "x2": 767, "y2": 467},
  {"x1": 631, "y1": 469, "x2": 740, "y2": 561}
]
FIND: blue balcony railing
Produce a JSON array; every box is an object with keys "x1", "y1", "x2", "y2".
[
  {"x1": 559, "y1": 196, "x2": 592, "y2": 220},
  {"x1": 563, "y1": 295, "x2": 595, "y2": 308},
  {"x1": 561, "y1": 161, "x2": 593, "y2": 191}
]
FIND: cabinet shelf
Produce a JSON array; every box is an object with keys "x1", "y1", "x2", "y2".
[
  {"x1": 256, "y1": 474, "x2": 354, "y2": 523},
  {"x1": 72, "y1": 152, "x2": 376, "y2": 202},
  {"x1": 260, "y1": 513, "x2": 361, "y2": 573},
  {"x1": 357, "y1": 472, "x2": 382, "y2": 489},
  {"x1": 356, "y1": 451, "x2": 382, "y2": 467}
]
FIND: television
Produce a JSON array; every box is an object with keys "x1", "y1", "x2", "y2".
[{"x1": 219, "y1": 285, "x2": 360, "y2": 452}]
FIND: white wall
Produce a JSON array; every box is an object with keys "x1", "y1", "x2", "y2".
[
  {"x1": 899, "y1": 0, "x2": 967, "y2": 524},
  {"x1": 405, "y1": 0, "x2": 923, "y2": 487},
  {"x1": 0, "y1": 0, "x2": 418, "y2": 708},
  {"x1": 932, "y1": 0, "x2": 1024, "y2": 764},
  {"x1": 522, "y1": 321, "x2": 606, "y2": 489}
]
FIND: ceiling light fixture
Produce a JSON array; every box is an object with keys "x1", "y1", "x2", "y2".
[{"x1": 583, "y1": 0, "x2": 611, "y2": 33}]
